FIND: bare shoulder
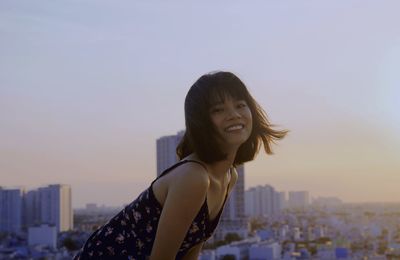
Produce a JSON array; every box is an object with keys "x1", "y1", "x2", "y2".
[
  {"x1": 169, "y1": 162, "x2": 210, "y2": 192},
  {"x1": 170, "y1": 162, "x2": 210, "y2": 188},
  {"x1": 153, "y1": 161, "x2": 210, "y2": 207}
]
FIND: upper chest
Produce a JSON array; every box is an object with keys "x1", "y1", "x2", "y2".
[
  {"x1": 152, "y1": 168, "x2": 237, "y2": 220},
  {"x1": 206, "y1": 171, "x2": 233, "y2": 219}
]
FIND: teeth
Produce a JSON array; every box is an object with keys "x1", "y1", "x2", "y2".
[{"x1": 225, "y1": 124, "x2": 244, "y2": 131}]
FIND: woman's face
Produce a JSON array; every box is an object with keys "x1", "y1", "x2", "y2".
[{"x1": 209, "y1": 95, "x2": 253, "y2": 152}]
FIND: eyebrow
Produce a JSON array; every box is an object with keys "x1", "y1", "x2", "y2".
[
  {"x1": 210, "y1": 101, "x2": 224, "y2": 107},
  {"x1": 210, "y1": 98, "x2": 246, "y2": 106}
]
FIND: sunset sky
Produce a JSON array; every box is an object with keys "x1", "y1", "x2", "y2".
[{"x1": 1, "y1": 1, "x2": 399, "y2": 208}]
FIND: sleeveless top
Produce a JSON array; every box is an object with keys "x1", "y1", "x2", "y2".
[{"x1": 74, "y1": 159, "x2": 232, "y2": 260}]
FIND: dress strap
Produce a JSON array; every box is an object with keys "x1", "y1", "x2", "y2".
[
  {"x1": 183, "y1": 159, "x2": 208, "y2": 172},
  {"x1": 152, "y1": 159, "x2": 208, "y2": 185}
]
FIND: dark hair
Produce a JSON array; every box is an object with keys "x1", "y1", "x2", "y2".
[{"x1": 176, "y1": 71, "x2": 288, "y2": 165}]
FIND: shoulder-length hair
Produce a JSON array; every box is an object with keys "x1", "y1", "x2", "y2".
[{"x1": 176, "y1": 71, "x2": 288, "y2": 165}]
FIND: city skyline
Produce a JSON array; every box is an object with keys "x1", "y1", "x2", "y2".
[
  {"x1": 0, "y1": 182, "x2": 341, "y2": 210},
  {"x1": 1, "y1": 1, "x2": 400, "y2": 208},
  {"x1": 0, "y1": 184, "x2": 73, "y2": 233}
]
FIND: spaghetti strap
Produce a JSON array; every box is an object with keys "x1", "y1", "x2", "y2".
[
  {"x1": 183, "y1": 159, "x2": 208, "y2": 172},
  {"x1": 152, "y1": 159, "x2": 208, "y2": 185}
]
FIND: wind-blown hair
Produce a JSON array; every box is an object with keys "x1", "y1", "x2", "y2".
[{"x1": 176, "y1": 71, "x2": 288, "y2": 165}]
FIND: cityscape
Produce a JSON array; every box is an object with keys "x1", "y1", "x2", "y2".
[
  {"x1": 1, "y1": 132, "x2": 400, "y2": 259},
  {"x1": 2, "y1": 1, "x2": 400, "y2": 259}
]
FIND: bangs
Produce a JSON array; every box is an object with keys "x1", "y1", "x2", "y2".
[{"x1": 205, "y1": 75, "x2": 250, "y2": 107}]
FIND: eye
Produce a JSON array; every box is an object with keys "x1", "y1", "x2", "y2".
[
  {"x1": 236, "y1": 102, "x2": 247, "y2": 109},
  {"x1": 210, "y1": 107, "x2": 224, "y2": 114}
]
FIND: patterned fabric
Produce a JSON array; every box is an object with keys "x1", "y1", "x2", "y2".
[{"x1": 74, "y1": 160, "x2": 229, "y2": 260}]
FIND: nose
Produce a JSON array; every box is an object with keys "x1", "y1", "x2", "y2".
[{"x1": 226, "y1": 107, "x2": 241, "y2": 120}]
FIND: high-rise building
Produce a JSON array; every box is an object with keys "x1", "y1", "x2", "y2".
[
  {"x1": 244, "y1": 184, "x2": 283, "y2": 218},
  {"x1": 222, "y1": 165, "x2": 245, "y2": 219},
  {"x1": 1, "y1": 185, "x2": 73, "y2": 234},
  {"x1": 156, "y1": 130, "x2": 185, "y2": 176},
  {"x1": 38, "y1": 184, "x2": 73, "y2": 232},
  {"x1": 213, "y1": 165, "x2": 248, "y2": 241},
  {"x1": 288, "y1": 191, "x2": 310, "y2": 209},
  {"x1": 0, "y1": 187, "x2": 24, "y2": 233},
  {"x1": 278, "y1": 191, "x2": 287, "y2": 209},
  {"x1": 24, "y1": 190, "x2": 41, "y2": 228}
]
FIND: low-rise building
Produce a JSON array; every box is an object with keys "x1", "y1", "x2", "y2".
[
  {"x1": 28, "y1": 224, "x2": 57, "y2": 249},
  {"x1": 249, "y1": 241, "x2": 281, "y2": 260}
]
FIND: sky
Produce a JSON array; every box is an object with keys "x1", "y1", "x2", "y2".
[{"x1": 1, "y1": 1, "x2": 399, "y2": 208}]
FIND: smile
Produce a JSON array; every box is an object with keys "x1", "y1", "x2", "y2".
[{"x1": 224, "y1": 124, "x2": 244, "y2": 132}]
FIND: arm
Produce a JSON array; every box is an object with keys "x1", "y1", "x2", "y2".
[
  {"x1": 149, "y1": 164, "x2": 210, "y2": 260},
  {"x1": 181, "y1": 241, "x2": 204, "y2": 260}
]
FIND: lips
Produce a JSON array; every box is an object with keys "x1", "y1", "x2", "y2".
[{"x1": 224, "y1": 124, "x2": 244, "y2": 132}]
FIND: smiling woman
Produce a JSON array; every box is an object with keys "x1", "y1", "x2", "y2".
[{"x1": 74, "y1": 71, "x2": 288, "y2": 260}]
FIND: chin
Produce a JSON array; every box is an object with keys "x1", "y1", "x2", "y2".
[
  {"x1": 227, "y1": 136, "x2": 250, "y2": 147},
  {"x1": 218, "y1": 130, "x2": 251, "y2": 148}
]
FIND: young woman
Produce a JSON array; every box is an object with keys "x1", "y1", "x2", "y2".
[{"x1": 74, "y1": 71, "x2": 287, "y2": 260}]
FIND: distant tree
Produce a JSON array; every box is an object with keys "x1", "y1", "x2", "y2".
[
  {"x1": 214, "y1": 240, "x2": 228, "y2": 248},
  {"x1": 364, "y1": 211, "x2": 375, "y2": 218},
  {"x1": 224, "y1": 233, "x2": 241, "y2": 243},
  {"x1": 249, "y1": 218, "x2": 266, "y2": 233},
  {"x1": 315, "y1": 237, "x2": 331, "y2": 244},
  {"x1": 362, "y1": 240, "x2": 373, "y2": 251},
  {"x1": 221, "y1": 255, "x2": 236, "y2": 260},
  {"x1": 377, "y1": 241, "x2": 388, "y2": 255},
  {"x1": 62, "y1": 237, "x2": 79, "y2": 251},
  {"x1": 0, "y1": 232, "x2": 7, "y2": 241},
  {"x1": 203, "y1": 239, "x2": 228, "y2": 249},
  {"x1": 350, "y1": 242, "x2": 361, "y2": 252},
  {"x1": 308, "y1": 246, "x2": 317, "y2": 256},
  {"x1": 92, "y1": 225, "x2": 99, "y2": 231}
]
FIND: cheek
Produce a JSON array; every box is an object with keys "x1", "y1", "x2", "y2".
[
  {"x1": 247, "y1": 111, "x2": 253, "y2": 132},
  {"x1": 246, "y1": 109, "x2": 253, "y2": 122},
  {"x1": 210, "y1": 115, "x2": 223, "y2": 127},
  {"x1": 209, "y1": 118, "x2": 222, "y2": 134}
]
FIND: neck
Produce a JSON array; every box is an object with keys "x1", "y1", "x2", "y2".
[
  {"x1": 208, "y1": 159, "x2": 233, "y2": 181},
  {"x1": 186, "y1": 150, "x2": 237, "y2": 181}
]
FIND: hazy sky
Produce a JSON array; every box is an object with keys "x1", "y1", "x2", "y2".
[{"x1": 1, "y1": 1, "x2": 399, "y2": 208}]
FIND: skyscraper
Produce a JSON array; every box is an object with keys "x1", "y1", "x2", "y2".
[
  {"x1": 213, "y1": 165, "x2": 248, "y2": 241},
  {"x1": 38, "y1": 184, "x2": 73, "y2": 232},
  {"x1": 0, "y1": 187, "x2": 24, "y2": 233},
  {"x1": 288, "y1": 191, "x2": 310, "y2": 209},
  {"x1": 244, "y1": 184, "x2": 283, "y2": 218},
  {"x1": 24, "y1": 189, "x2": 41, "y2": 228},
  {"x1": 278, "y1": 191, "x2": 287, "y2": 209},
  {"x1": 1, "y1": 184, "x2": 73, "y2": 234},
  {"x1": 222, "y1": 165, "x2": 245, "y2": 220},
  {"x1": 156, "y1": 130, "x2": 184, "y2": 176}
]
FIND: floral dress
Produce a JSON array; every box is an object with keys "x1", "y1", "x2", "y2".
[{"x1": 74, "y1": 160, "x2": 230, "y2": 260}]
